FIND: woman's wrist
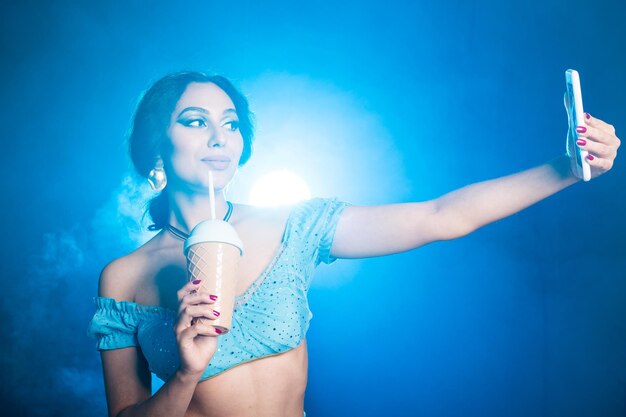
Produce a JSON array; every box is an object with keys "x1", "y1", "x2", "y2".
[
  {"x1": 553, "y1": 153, "x2": 582, "y2": 184},
  {"x1": 175, "y1": 368, "x2": 203, "y2": 385}
]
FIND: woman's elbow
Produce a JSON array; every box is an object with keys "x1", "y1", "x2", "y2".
[{"x1": 428, "y1": 207, "x2": 476, "y2": 242}]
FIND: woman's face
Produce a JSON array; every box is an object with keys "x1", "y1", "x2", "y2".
[{"x1": 164, "y1": 82, "x2": 244, "y2": 193}]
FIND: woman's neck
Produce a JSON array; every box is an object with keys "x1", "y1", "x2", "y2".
[{"x1": 167, "y1": 188, "x2": 230, "y2": 234}]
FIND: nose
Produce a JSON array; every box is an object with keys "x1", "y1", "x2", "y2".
[{"x1": 207, "y1": 126, "x2": 226, "y2": 148}]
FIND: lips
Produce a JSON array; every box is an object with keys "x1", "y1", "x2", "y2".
[{"x1": 201, "y1": 155, "x2": 231, "y2": 170}]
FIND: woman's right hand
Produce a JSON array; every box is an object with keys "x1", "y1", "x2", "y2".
[{"x1": 174, "y1": 280, "x2": 222, "y2": 378}]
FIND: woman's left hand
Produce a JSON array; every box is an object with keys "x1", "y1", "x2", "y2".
[{"x1": 571, "y1": 113, "x2": 621, "y2": 179}]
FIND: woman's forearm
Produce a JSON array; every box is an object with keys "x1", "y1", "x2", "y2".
[
  {"x1": 117, "y1": 370, "x2": 201, "y2": 417},
  {"x1": 434, "y1": 153, "x2": 580, "y2": 239},
  {"x1": 323, "y1": 114, "x2": 618, "y2": 258}
]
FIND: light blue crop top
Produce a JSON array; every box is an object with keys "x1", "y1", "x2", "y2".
[{"x1": 87, "y1": 197, "x2": 348, "y2": 382}]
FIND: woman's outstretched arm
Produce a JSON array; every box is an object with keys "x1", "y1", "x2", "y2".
[{"x1": 330, "y1": 114, "x2": 620, "y2": 259}]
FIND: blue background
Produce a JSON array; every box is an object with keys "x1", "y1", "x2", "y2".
[{"x1": 1, "y1": 0, "x2": 625, "y2": 416}]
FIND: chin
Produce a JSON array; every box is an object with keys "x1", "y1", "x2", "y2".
[{"x1": 200, "y1": 170, "x2": 237, "y2": 190}]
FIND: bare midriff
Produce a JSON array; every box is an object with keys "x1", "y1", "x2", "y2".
[{"x1": 185, "y1": 340, "x2": 308, "y2": 417}]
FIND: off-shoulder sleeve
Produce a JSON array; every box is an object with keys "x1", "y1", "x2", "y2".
[
  {"x1": 286, "y1": 197, "x2": 350, "y2": 266},
  {"x1": 316, "y1": 198, "x2": 350, "y2": 265},
  {"x1": 87, "y1": 297, "x2": 140, "y2": 351}
]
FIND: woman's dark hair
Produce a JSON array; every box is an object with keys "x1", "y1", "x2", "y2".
[{"x1": 128, "y1": 71, "x2": 255, "y2": 230}]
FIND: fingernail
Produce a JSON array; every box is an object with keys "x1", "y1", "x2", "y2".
[
  {"x1": 586, "y1": 154, "x2": 594, "y2": 160},
  {"x1": 213, "y1": 310, "x2": 220, "y2": 317},
  {"x1": 576, "y1": 139, "x2": 586, "y2": 146},
  {"x1": 576, "y1": 126, "x2": 587, "y2": 133},
  {"x1": 215, "y1": 328, "x2": 223, "y2": 334},
  {"x1": 192, "y1": 280, "x2": 202, "y2": 285},
  {"x1": 585, "y1": 112, "x2": 591, "y2": 120},
  {"x1": 209, "y1": 294, "x2": 218, "y2": 301}
]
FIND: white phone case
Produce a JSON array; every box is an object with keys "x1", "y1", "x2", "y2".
[{"x1": 565, "y1": 69, "x2": 591, "y2": 181}]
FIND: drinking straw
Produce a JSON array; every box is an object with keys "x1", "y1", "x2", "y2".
[{"x1": 208, "y1": 170, "x2": 216, "y2": 220}]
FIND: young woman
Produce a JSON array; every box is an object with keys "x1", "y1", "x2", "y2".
[{"x1": 88, "y1": 71, "x2": 620, "y2": 417}]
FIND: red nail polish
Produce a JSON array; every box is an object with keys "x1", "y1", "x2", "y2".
[
  {"x1": 585, "y1": 112, "x2": 591, "y2": 120},
  {"x1": 586, "y1": 154, "x2": 594, "y2": 161},
  {"x1": 213, "y1": 310, "x2": 220, "y2": 317},
  {"x1": 215, "y1": 328, "x2": 223, "y2": 334},
  {"x1": 576, "y1": 139, "x2": 586, "y2": 146},
  {"x1": 192, "y1": 280, "x2": 201, "y2": 285},
  {"x1": 576, "y1": 126, "x2": 587, "y2": 133},
  {"x1": 209, "y1": 295, "x2": 218, "y2": 301}
]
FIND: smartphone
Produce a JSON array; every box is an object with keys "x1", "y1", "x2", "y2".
[{"x1": 565, "y1": 69, "x2": 591, "y2": 181}]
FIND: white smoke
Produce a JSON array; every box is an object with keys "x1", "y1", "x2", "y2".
[
  {"x1": 90, "y1": 173, "x2": 157, "y2": 258},
  {"x1": 9, "y1": 173, "x2": 156, "y2": 414}
]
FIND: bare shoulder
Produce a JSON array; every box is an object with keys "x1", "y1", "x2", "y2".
[
  {"x1": 232, "y1": 203, "x2": 294, "y2": 231},
  {"x1": 97, "y1": 235, "x2": 163, "y2": 302}
]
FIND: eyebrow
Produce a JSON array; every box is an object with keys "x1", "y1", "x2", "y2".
[{"x1": 177, "y1": 107, "x2": 238, "y2": 118}]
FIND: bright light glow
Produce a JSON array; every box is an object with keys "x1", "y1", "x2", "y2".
[{"x1": 249, "y1": 170, "x2": 311, "y2": 207}]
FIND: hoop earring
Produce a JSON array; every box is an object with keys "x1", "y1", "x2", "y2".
[{"x1": 148, "y1": 160, "x2": 167, "y2": 192}]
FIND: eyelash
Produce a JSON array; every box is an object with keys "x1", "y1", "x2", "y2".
[
  {"x1": 183, "y1": 119, "x2": 239, "y2": 132},
  {"x1": 224, "y1": 120, "x2": 240, "y2": 132},
  {"x1": 185, "y1": 119, "x2": 206, "y2": 128}
]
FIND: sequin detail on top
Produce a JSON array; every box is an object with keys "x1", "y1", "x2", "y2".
[{"x1": 87, "y1": 197, "x2": 349, "y2": 382}]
